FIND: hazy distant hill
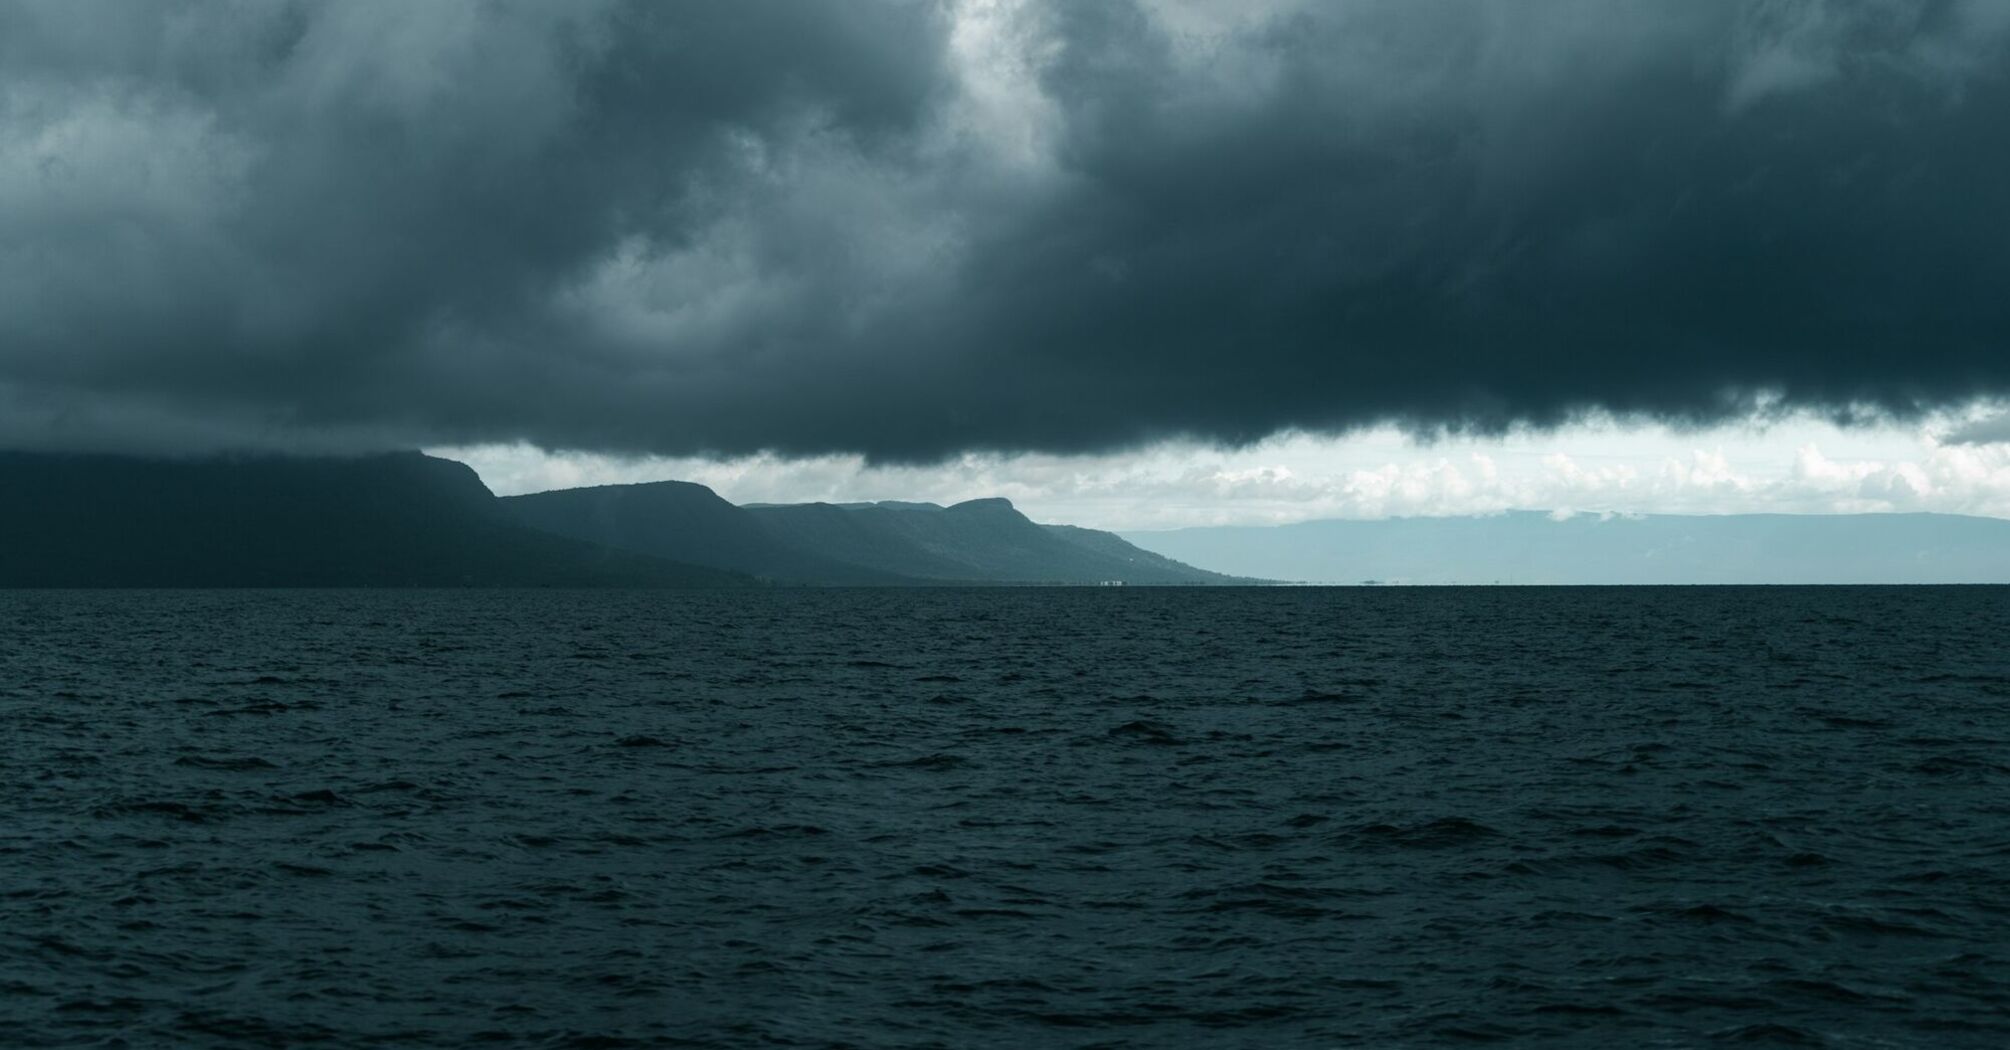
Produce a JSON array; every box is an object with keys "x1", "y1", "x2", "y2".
[
  {"x1": 1124, "y1": 511, "x2": 2010, "y2": 584},
  {"x1": 507, "y1": 482, "x2": 1245, "y2": 584},
  {"x1": 0, "y1": 451, "x2": 747, "y2": 587}
]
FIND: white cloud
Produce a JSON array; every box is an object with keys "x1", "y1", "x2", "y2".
[{"x1": 438, "y1": 412, "x2": 2010, "y2": 531}]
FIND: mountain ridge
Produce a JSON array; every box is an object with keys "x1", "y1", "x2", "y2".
[
  {"x1": 0, "y1": 451, "x2": 749, "y2": 588},
  {"x1": 508, "y1": 482, "x2": 1249, "y2": 585},
  {"x1": 503, "y1": 480, "x2": 910, "y2": 584},
  {"x1": 0, "y1": 449, "x2": 1254, "y2": 586}
]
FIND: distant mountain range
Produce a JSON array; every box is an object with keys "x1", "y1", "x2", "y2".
[
  {"x1": 1124, "y1": 510, "x2": 2010, "y2": 585},
  {"x1": 503, "y1": 483, "x2": 1241, "y2": 585},
  {"x1": 15, "y1": 449, "x2": 2005, "y2": 587},
  {"x1": 0, "y1": 451, "x2": 1241, "y2": 587}
]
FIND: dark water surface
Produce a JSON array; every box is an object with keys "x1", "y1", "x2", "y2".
[{"x1": 5, "y1": 587, "x2": 2010, "y2": 1048}]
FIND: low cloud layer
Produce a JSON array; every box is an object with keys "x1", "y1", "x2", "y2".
[
  {"x1": 5, "y1": 1, "x2": 2009, "y2": 458},
  {"x1": 444, "y1": 418, "x2": 2010, "y2": 531}
]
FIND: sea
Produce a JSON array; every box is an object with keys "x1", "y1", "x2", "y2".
[{"x1": 4, "y1": 587, "x2": 2008, "y2": 1048}]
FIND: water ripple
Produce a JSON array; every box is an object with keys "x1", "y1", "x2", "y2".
[{"x1": 3, "y1": 586, "x2": 2009, "y2": 1046}]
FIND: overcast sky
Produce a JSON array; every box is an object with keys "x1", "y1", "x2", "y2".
[{"x1": 6, "y1": 1, "x2": 2010, "y2": 518}]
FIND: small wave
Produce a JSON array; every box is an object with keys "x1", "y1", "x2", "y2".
[
  {"x1": 1708, "y1": 1022, "x2": 1827, "y2": 1044},
  {"x1": 92, "y1": 799, "x2": 213, "y2": 823},
  {"x1": 353, "y1": 780, "x2": 422, "y2": 794},
  {"x1": 1768, "y1": 978, "x2": 1906, "y2": 1005},
  {"x1": 204, "y1": 700, "x2": 318, "y2": 717},
  {"x1": 1509, "y1": 843, "x2": 1691, "y2": 874},
  {"x1": 1182, "y1": 882, "x2": 1374, "y2": 920},
  {"x1": 1817, "y1": 911, "x2": 1950, "y2": 939},
  {"x1": 1569, "y1": 824, "x2": 1640, "y2": 838},
  {"x1": 1528, "y1": 1002, "x2": 1626, "y2": 1016},
  {"x1": 1914, "y1": 753, "x2": 2008, "y2": 777},
  {"x1": 876, "y1": 753, "x2": 966, "y2": 771},
  {"x1": 719, "y1": 824, "x2": 829, "y2": 839},
  {"x1": 176, "y1": 1011, "x2": 340, "y2": 1044},
  {"x1": 1105, "y1": 720, "x2": 1182, "y2": 746},
  {"x1": 1348, "y1": 817, "x2": 1501, "y2": 849},
  {"x1": 53, "y1": 997, "x2": 151, "y2": 1015},
  {"x1": 1649, "y1": 903, "x2": 1755, "y2": 925},
  {"x1": 1282, "y1": 688, "x2": 1363, "y2": 705},
  {"x1": 172, "y1": 755, "x2": 278, "y2": 771}
]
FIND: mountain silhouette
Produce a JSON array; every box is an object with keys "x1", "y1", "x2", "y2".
[
  {"x1": 0, "y1": 451, "x2": 746, "y2": 587},
  {"x1": 504, "y1": 482, "x2": 911, "y2": 584},
  {"x1": 506, "y1": 483, "x2": 1244, "y2": 584}
]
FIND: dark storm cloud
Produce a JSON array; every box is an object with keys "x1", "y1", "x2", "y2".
[{"x1": 2, "y1": 0, "x2": 2008, "y2": 458}]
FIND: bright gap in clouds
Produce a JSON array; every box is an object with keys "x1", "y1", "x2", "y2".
[{"x1": 437, "y1": 414, "x2": 2010, "y2": 533}]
